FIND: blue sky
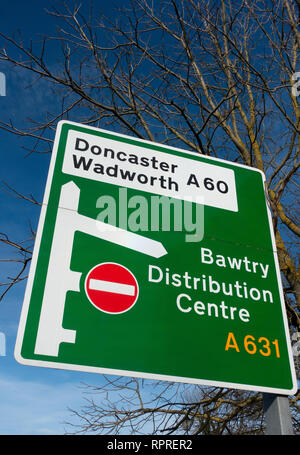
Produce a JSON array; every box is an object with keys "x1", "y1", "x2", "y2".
[{"x1": 0, "y1": 0, "x2": 119, "y2": 435}]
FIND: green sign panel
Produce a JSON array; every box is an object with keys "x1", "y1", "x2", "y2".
[{"x1": 15, "y1": 121, "x2": 297, "y2": 395}]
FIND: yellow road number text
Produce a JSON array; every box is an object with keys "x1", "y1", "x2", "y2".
[{"x1": 225, "y1": 332, "x2": 280, "y2": 358}]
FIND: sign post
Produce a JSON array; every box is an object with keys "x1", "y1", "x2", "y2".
[
  {"x1": 15, "y1": 120, "x2": 297, "y2": 398},
  {"x1": 263, "y1": 394, "x2": 294, "y2": 435}
]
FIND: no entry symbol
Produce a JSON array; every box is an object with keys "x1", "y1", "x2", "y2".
[{"x1": 85, "y1": 262, "x2": 139, "y2": 314}]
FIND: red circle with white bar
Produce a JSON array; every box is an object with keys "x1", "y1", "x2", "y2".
[{"x1": 85, "y1": 262, "x2": 139, "y2": 314}]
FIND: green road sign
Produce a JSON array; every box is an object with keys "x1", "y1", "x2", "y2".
[{"x1": 15, "y1": 120, "x2": 297, "y2": 395}]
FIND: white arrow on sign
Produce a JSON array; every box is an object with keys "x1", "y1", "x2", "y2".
[{"x1": 34, "y1": 181, "x2": 167, "y2": 357}]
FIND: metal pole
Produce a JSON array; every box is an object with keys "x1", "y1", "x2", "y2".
[{"x1": 262, "y1": 393, "x2": 294, "y2": 435}]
